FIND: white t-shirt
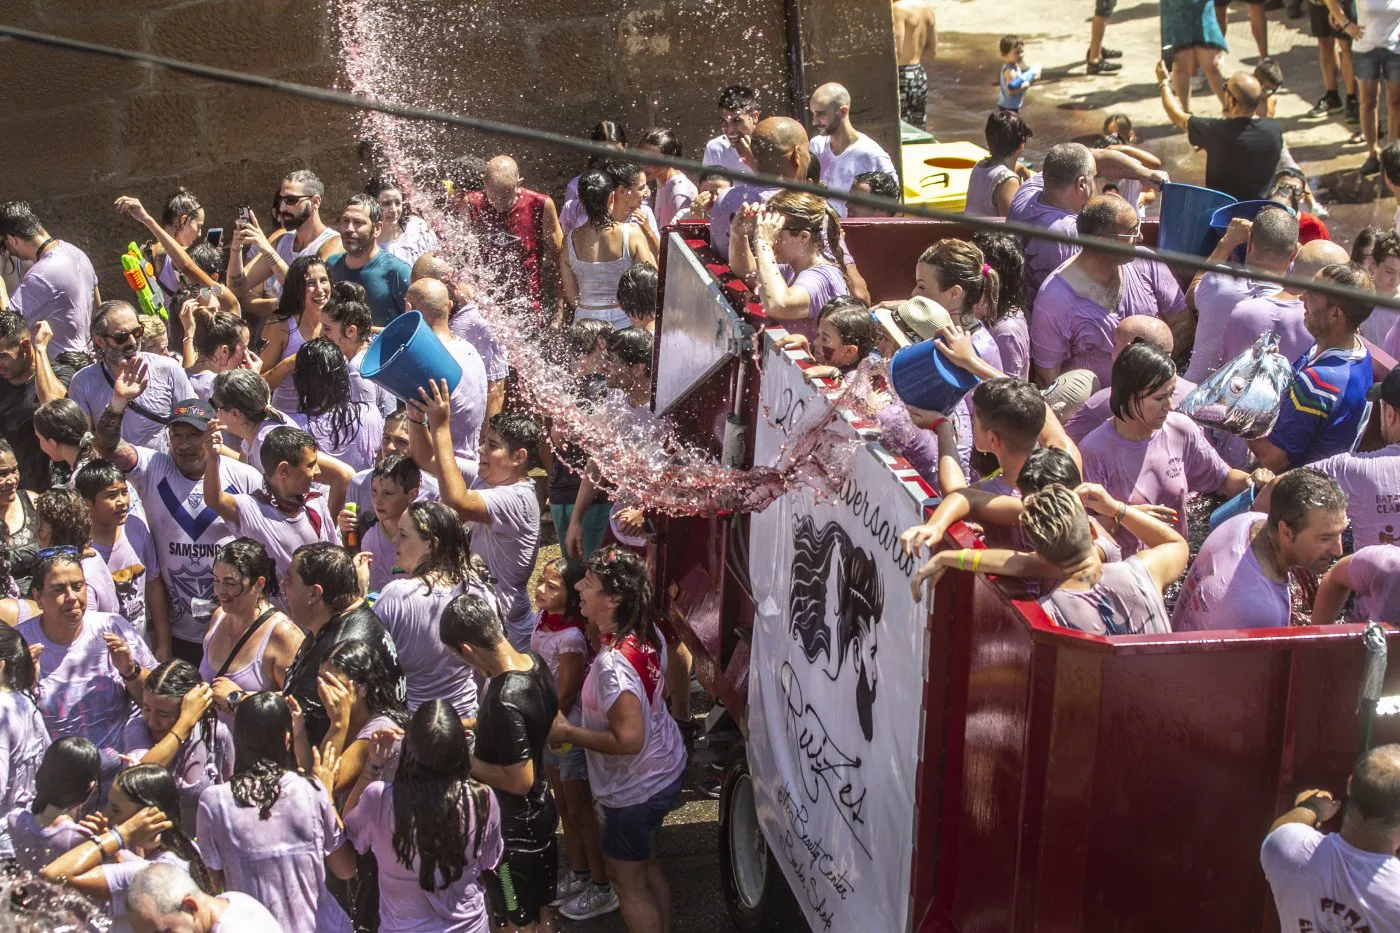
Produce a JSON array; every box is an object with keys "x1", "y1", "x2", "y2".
[
  {"x1": 444, "y1": 337, "x2": 489, "y2": 462},
  {"x1": 128, "y1": 448, "x2": 263, "y2": 643},
  {"x1": 230, "y1": 491, "x2": 340, "y2": 582},
  {"x1": 1355, "y1": 0, "x2": 1400, "y2": 53},
  {"x1": 69, "y1": 354, "x2": 196, "y2": 454},
  {"x1": 703, "y1": 135, "x2": 756, "y2": 175},
  {"x1": 530, "y1": 614, "x2": 588, "y2": 721},
  {"x1": 213, "y1": 891, "x2": 286, "y2": 932},
  {"x1": 808, "y1": 133, "x2": 899, "y2": 217},
  {"x1": 468, "y1": 477, "x2": 540, "y2": 650},
  {"x1": 1261, "y1": 823, "x2": 1400, "y2": 932},
  {"x1": 655, "y1": 173, "x2": 699, "y2": 228},
  {"x1": 93, "y1": 517, "x2": 159, "y2": 645},
  {"x1": 373, "y1": 577, "x2": 480, "y2": 719}
]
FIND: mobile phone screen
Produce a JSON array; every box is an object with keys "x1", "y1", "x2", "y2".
[{"x1": 206, "y1": 227, "x2": 223, "y2": 248}]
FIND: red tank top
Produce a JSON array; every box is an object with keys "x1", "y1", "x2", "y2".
[{"x1": 465, "y1": 189, "x2": 548, "y2": 316}]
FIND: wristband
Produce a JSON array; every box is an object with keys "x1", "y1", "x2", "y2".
[
  {"x1": 120, "y1": 664, "x2": 143, "y2": 682},
  {"x1": 87, "y1": 838, "x2": 106, "y2": 862},
  {"x1": 1115, "y1": 501, "x2": 1128, "y2": 525},
  {"x1": 971, "y1": 550, "x2": 982, "y2": 574},
  {"x1": 109, "y1": 826, "x2": 126, "y2": 852}
]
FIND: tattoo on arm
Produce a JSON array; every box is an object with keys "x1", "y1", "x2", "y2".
[{"x1": 95, "y1": 409, "x2": 138, "y2": 470}]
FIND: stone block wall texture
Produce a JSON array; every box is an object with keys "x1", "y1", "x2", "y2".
[{"x1": 0, "y1": 0, "x2": 897, "y2": 291}]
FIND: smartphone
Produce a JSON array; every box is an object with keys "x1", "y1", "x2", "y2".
[
  {"x1": 250, "y1": 335, "x2": 269, "y2": 353},
  {"x1": 237, "y1": 205, "x2": 251, "y2": 224},
  {"x1": 205, "y1": 227, "x2": 223, "y2": 248}
]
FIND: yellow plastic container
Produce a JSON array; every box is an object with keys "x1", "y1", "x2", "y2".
[{"x1": 901, "y1": 140, "x2": 991, "y2": 213}]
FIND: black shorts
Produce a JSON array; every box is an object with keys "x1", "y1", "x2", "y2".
[
  {"x1": 497, "y1": 838, "x2": 558, "y2": 925},
  {"x1": 1094, "y1": 0, "x2": 1115, "y2": 17},
  {"x1": 1310, "y1": 0, "x2": 1356, "y2": 37}
]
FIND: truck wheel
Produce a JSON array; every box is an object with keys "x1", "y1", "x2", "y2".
[{"x1": 719, "y1": 747, "x2": 803, "y2": 933}]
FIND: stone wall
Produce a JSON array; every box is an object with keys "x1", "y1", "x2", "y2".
[{"x1": 0, "y1": 0, "x2": 897, "y2": 290}]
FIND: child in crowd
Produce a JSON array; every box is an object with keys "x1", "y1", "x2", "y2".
[
  {"x1": 1096, "y1": 114, "x2": 1160, "y2": 218},
  {"x1": 617, "y1": 262, "x2": 659, "y2": 332},
  {"x1": 354, "y1": 454, "x2": 421, "y2": 594},
  {"x1": 776, "y1": 295, "x2": 878, "y2": 384},
  {"x1": 546, "y1": 321, "x2": 613, "y2": 561},
  {"x1": 997, "y1": 35, "x2": 1041, "y2": 112},
  {"x1": 673, "y1": 171, "x2": 733, "y2": 222}
]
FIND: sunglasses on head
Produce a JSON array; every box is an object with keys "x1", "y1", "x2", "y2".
[{"x1": 36, "y1": 545, "x2": 80, "y2": 560}]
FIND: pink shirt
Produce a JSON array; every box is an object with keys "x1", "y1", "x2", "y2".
[
  {"x1": 530, "y1": 615, "x2": 588, "y2": 721},
  {"x1": 1080, "y1": 412, "x2": 1231, "y2": 556},
  {"x1": 1171, "y1": 514, "x2": 1290, "y2": 630},
  {"x1": 1311, "y1": 444, "x2": 1400, "y2": 549},
  {"x1": 1030, "y1": 259, "x2": 1185, "y2": 384},
  {"x1": 1219, "y1": 296, "x2": 1311, "y2": 375},
  {"x1": 1349, "y1": 545, "x2": 1400, "y2": 622}
]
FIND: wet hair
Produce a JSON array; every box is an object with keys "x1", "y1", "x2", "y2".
[
  {"x1": 260, "y1": 426, "x2": 317, "y2": 475},
  {"x1": 1374, "y1": 230, "x2": 1400, "y2": 267},
  {"x1": 1381, "y1": 142, "x2": 1400, "y2": 186},
  {"x1": 322, "y1": 282, "x2": 375, "y2": 342},
  {"x1": 1350, "y1": 745, "x2": 1400, "y2": 829},
  {"x1": 30, "y1": 737, "x2": 99, "y2": 813},
  {"x1": 488, "y1": 411, "x2": 542, "y2": 463},
  {"x1": 590, "y1": 119, "x2": 628, "y2": 146},
  {"x1": 1353, "y1": 227, "x2": 1383, "y2": 266},
  {"x1": 231, "y1": 692, "x2": 297, "y2": 820},
  {"x1": 1078, "y1": 195, "x2": 1134, "y2": 238},
  {"x1": 291, "y1": 542, "x2": 360, "y2": 612},
  {"x1": 185, "y1": 242, "x2": 224, "y2": 282},
  {"x1": 29, "y1": 551, "x2": 83, "y2": 599},
  {"x1": 606, "y1": 325, "x2": 654, "y2": 377},
  {"x1": 717, "y1": 85, "x2": 759, "y2": 112},
  {"x1": 853, "y1": 171, "x2": 900, "y2": 201},
  {"x1": 971, "y1": 378, "x2": 1046, "y2": 453},
  {"x1": 1314, "y1": 262, "x2": 1376, "y2": 331},
  {"x1": 283, "y1": 169, "x2": 325, "y2": 199},
  {"x1": 35, "y1": 398, "x2": 95, "y2": 452},
  {"x1": 0, "y1": 626, "x2": 35, "y2": 698},
  {"x1": 72, "y1": 459, "x2": 127, "y2": 503},
  {"x1": 391, "y1": 700, "x2": 491, "y2": 891},
  {"x1": 214, "y1": 537, "x2": 280, "y2": 600},
  {"x1": 984, "y1": 109, "x2": 1034, "y2": 160},
  {"x1": 545, "y1": 556, "x2": 586, "y2": 619},
  {"x1": 817, "y1": 296, "x2": 877, "y2": 362},
  {"x1": 1101, "y1": 112, "x2": 1133, "y2": 140},
  {"x1": 999, "y1": 34, "x2": 1022, "y2": 55},
  {"x1": 36, "y1": 489, "x2": 89, "y2": 548},
  {"x1": 1254, "y1": 57, "x2": 1284, "y2": 90},
  {"x1": 970, "y1": 230, "x2": 1026, "y2": 324},
  {"x1": 697, "y1": 170, "x2": 731, "y2": 188},
  {"x1": 766, "y1": 189, "x2": 853, "y2": 292},
  {"x1": 440, "y1": 591, "x2": 508, "y2": 655},
  {"x1": 210, "y1": 369, "x2": 275, "y2": 424},
  {"x1": 1251, "y1": 205, "x2": 1300, "y2": 256},
  {"x1": 918, "y1": 239, "x2": 1000, "y2": 319},
  {"x1": 1109, "y1": 340, "x2": 1177, "y2": 422},
  {"x1": 0, "y1": 202, "x2": 44, "y2": 240},
  {"x1": 640, "y1": 127, "x2": 682, "y2": 158},
  {"x1": 371, "y1": 454, "x2": 421, "y2": 492},
  {"x1": 567, "y1": 319, "x2": 611, "y2": 361},
  {"x1": 606, "y1": 160, "x2": 645, "y2": 194},
  {"x1": 344, "y1": 193, "x2": 383, "y2": 226},
  {"x1": 1267, "y1": 468, "x2": 1346, "y2": 534},
  {"x1": 578, "y1": 168, "x2": 616, "y2": 230},
  {"x1": 273, "y1": 255, "x2": 327, "y2": 324},
  {"x1": 585, "y1": 546, "x2": 657, "y2": 648},
  {"x1": 114, "y1": 764, "x2": 213, "y2": 894},
  {"x1": 617, "y1": 262, "x2": 659, "y2": 324},
  {"x1": 92, "y1": 300, "x2": 138, "y2": 339},
  {"x1": 402, "y1": 501, "x2": 475, "y2": 591},
  {"x1": 0, "y1": 310, "x2": 25, "y2": 348},
  {"x1": 160, "y1": 188, "x2": 202, "y2": 229},
  {"x1": 1015, "y1": 446, "x2": 1082, "y2": 496},
  {"x1": 323, "y1": 639, "x2": 410, "y2": 728},
  {"x1": 1019, "y1": 484, "x2": 1094, "y2": 567},
  {"x1": 1042, "y1": 143, "x2": 1095, "y2": 190},
  {"x1": 144, "y1": 659, "x2": 220, "y2": 772},
  {"x1": 294, "y1": 337, "x2": 358, "y2": 452},
  {"x1": 196, "y1": 311, "x2": 246, "y2": 361}
]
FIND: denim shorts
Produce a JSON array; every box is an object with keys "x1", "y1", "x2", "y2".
[
  {"x1": 543, "y1": 742, "x2": 588, "y2": 783},
  {"x1": 600, "y1": 772, "x2": 684, "y2": 862},
  {"x1": 1356, "y1": 47, "x2": 1400, "y2": 83}
]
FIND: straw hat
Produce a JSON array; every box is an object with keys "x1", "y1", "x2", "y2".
[{"x1": 872, "y1": 296, "x2": 955, "y2": 349}]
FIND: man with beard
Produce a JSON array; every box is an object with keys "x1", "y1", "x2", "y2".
[
  {"x1": 0, "y1": 200, "x2": 99, "y2": 363},
  {"x1": 806, "y1": 83, "x2": 898, "y2": 217},
  {"x1": 228, "y1": 169, "x2": 342, "y2": 307},
  {"x1": 326, "y1": 194, "x2": 412, "y2": 327},
  {"x1": 703, "y1": 85, "x2": 761, "y2": 175},
  {"x1": 93, "y1": 369, "x2": 263, "y2": 664},
  {"x1": 68, "y1": 300, "x2": 194, "y2": 453}
]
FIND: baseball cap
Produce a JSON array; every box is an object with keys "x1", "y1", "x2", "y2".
[
  {"x1": 168, "y1": 399, "x2": 214, "y2": 430},
  {"x1": 1367, "y1": 367, "x2": 1400, "y2": 408},
  {"x1": 872, "y1": 296, "x2": 955, "y2": 349}
]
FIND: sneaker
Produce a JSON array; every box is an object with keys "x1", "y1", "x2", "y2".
[
  {"x1": 1362, "y1": 153, "x2": 1382, "y2": 175},
  {"x1": 551, "y1": 873, "x2": 588, "y2": 907},
  {"x1": 1100, "y1": 47, "x2": 1123, "y2": 59},
  {"x1": 1309, "y1": 92, "x2": 1344, "y2": 117},
  {"x1": 1347, "y1": 95, "x2": 1361, "y2": 125},
  {"x1": 560, "y1": 885, "x2": 621, "y2": 921},
  {"x1": 1086, "y1": 58, "x2": 1122, "y2": 74}
]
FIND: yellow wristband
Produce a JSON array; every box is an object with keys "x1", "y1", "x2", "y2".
[{"x1": 971, "y1": 551, "x2": 982, "y2": 574}]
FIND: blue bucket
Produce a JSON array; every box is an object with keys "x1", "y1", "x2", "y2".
[
  {"x1": 889, "y1": 339, "x2": 980, "y2": 414},
  {"x1": 1157, "y1": 183, "x2": 1236, "y2": 257},
  {"x1": 361, "y1": 311, "x2": 463, "y2": 404},
  {"x1": 1208, "y1": 484, "x2": 1256, "y2": 533},
  {"x1": 1207, "y1": 199, "x2": 1291, "y2": 259}
]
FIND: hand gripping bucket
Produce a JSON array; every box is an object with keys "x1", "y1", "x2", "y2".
[
  {"x1": 361, "y1": 311, "x2": 463, "y2": 403},
  {"x1": 1209, "y1": 200, "x2": 1292, "y2": 259},
  {"x1": 1157, "y1": 183, "x2": 1236, "y2": 257},
  {"x1": 889, "y1": 338, "x2": 981, "y2": 415}
]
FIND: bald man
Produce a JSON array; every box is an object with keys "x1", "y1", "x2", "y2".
[
  {"x1": 1062, "y1": 316, "x2": 1196, "y2": 443},
  {"x1": 807, "y1": 82, "x2": 898, "y2": 217},
  {"x1": 1262, "y1": 744, "x2": 1400, "y2": 929},
  {"x1": 1157, "y1": 64, "x2": 1284, "y2": 200},
  {"x1": 412, "y1": 254, "x2": 506, "y2": 417},
  {"x1": 462, "y1": 154, "x2": 563, "y2": 324},
  {"x1": 405, "y1": 278, "x2": 489, "y2": 462}
]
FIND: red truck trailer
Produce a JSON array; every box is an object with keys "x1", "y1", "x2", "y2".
[{"x1": 650, "y1": 219, "x2": 1400, "y2": 933}]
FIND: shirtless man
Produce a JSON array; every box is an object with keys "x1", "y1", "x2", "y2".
[{"x1": 892, "y1": 0, "x2": 937, "y2": 129}]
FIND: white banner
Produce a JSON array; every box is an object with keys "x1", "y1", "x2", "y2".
[{"x1": 748, "y1": 345, "x2": 930, "y2": 933}]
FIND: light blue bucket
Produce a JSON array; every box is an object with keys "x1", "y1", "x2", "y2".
[
  {"x1": 1208, "y1": 484, "x2": 1256, "y2": 533},
  {"x1": 361, "y1": 311, "x2": 463, "y2": 403},
  {"x1": 889, "y1": 339, "x2": 981, "y2": 414},
  {"x1": 1157, "y1": 183, "x2": 1237, "y2": 257},
  {"x1": 1208, "y1": 200, "x2": 1293, "y2": 259}
]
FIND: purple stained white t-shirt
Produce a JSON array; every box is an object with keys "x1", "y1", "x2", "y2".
[
  {"x1": 1185, "y1": 272, "x2": 1282, "y2": 383},
  {"x1": 468, "y1": 477, "x2": 541, "y2": 650},
  {"x1": 990, "y1": 312, "x2": 1030, "y2": 380},
  {"x1": 778, "y1": 264, "x2": 850, "y2": 343},
  {"x1": 450, "y1": 303, "x2": 509, "y2": 382},
  {"x1": 1304, "y1": 445, "x2": 1400, "y2": 551},
  {"x1": 102, "y1": 849, "x2": 187, "y2": 921},
  {"x1": 347, "y1": 349, "x2": 399, "y2": 420},
  {"x1": 1349, "y1": 545, "x2": 1400, "y2": 622},
  {"x1": 10, "y1": 241, "x2": 96, "y2": 359},
  {"x1": 444, "y1": 337, "x2": 489, "y2": 462},
  {"x1": 1006, "y1": 174, "x2": 1080, "y2": 299},
  {"x1": 347, "y1": 780, "x2": 502, "y2": 933},
  {"x1": 230, "y1": 492, "x2": 340, "y2": 582},
  {"x1": 1171, "y1": 514, "x2": 1290, "y2": 630},
  {"x1": 93, "y1": 516, "x2": 159, "y2": 645},
  {"x1": 197, "y1": 773, "x2": 352, "y2": 933},
  {"x1": 373, "y1": 577, "x2": 481, "y2": 719},
  {"x1": 1063, "y1": 377, "x2": 1198, "y2": 445},
  {"x1": 360, "y1": 521, "x2": 406, "y2": 595},
  {"x1": 656, "y1": 172, "x2": 699, "y2": 227},
  {"x1": 7, "y1": 809, "x2": 91, "y2": 872},
  {"x1": 0, "y1": 691, "x2": 49, "y2": 860},
  {"x1": 1080, "y1": 412, "x2": 1232, "y2": 556},
  {"x1": 81, "y1": 554, "x2": 120, "y2": 620},
  {"x1": 122, "y1": 714, "x2": 233, "y2": 833},
  {"x1": 18, "y1": 611, "x2": 157, "y2": 779},
  {"x1": 530, "y1": 616, "x2": 588, "y2": 721},
  {"x1": 1219, "y1": 295, "x2": 1312, "y2": 376},
  {"x1": 290, "y1": 404, "x2": 383, "y2": 472},
  {"x1": 1030, "y1": 259, "x2": 1186, "y2": 384},
  {"x1": 68, "y1": 353, "x2": 196, "y2": 454},
  {"x1": 188, "y1": 368, "x2": 217, "y2": 402},
  {"x1": 213, "y1": 891, "x2": 286, "y2": 932},
  {"x1": 246, "y1": 411, "x2": 297, "y2": 474},
  {"x1": 1037, "y1": 556, "x2": 1171, "y2": 635}
]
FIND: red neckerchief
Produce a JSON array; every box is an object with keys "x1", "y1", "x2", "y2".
[
  {"x1": 600, "y1": 631, "x2": 661, "y2": 701},
  {"x1": 537, "y1": 611, "x2": 585, "y2": 633},
  {"x1": 253, "y1": 487, "x2": 323, "y2": 535}
]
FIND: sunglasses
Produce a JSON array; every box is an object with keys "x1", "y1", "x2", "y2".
[
  {"x1": 36, "y1": 545, "x2": 80, "y2": 560},
  {"x1": 106, "y1": 324, "x2": 145, "y2": 345},
  {"x1": 276, "y1": 194, "x2": 312, "y2": 207}
]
